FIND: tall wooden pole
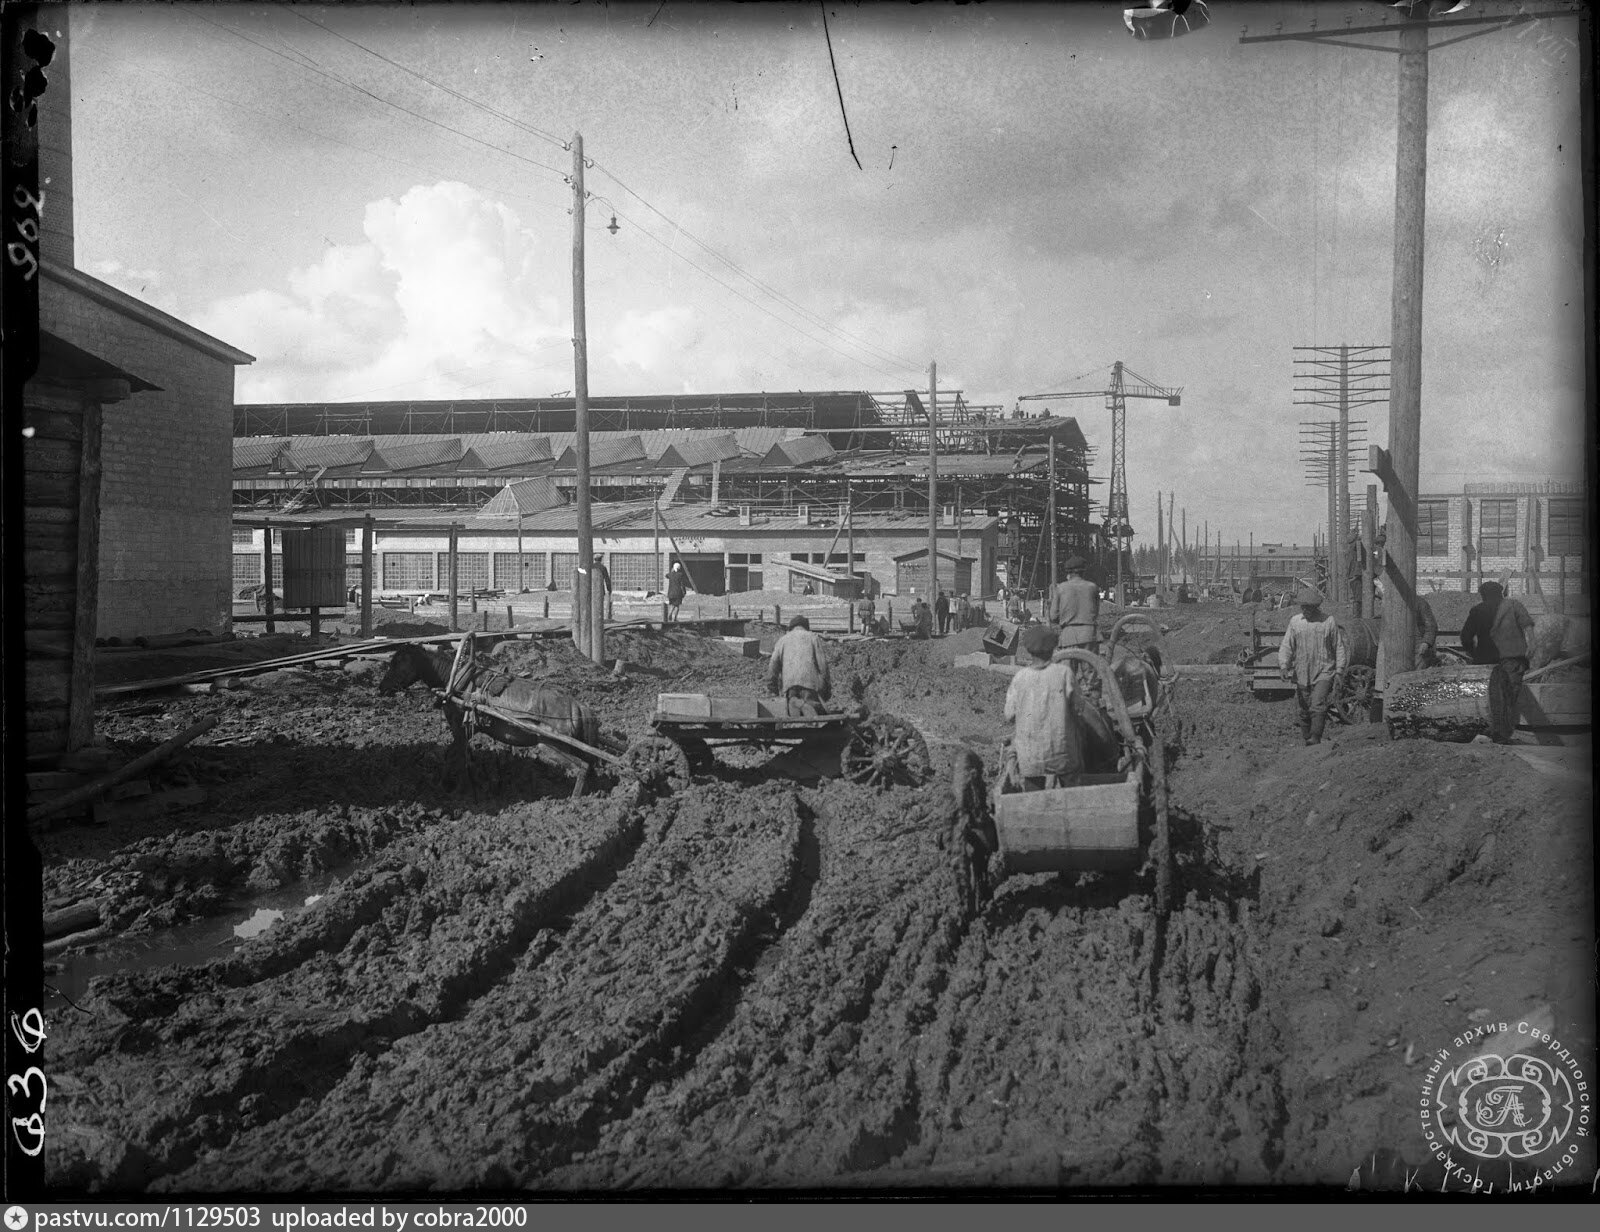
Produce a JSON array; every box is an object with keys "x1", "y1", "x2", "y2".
[
  {"x1": 927, "y1": 361, "x2": 938, "y2": 601},
  {"x1": 1047, "y1": 436, "x2": 1057, "y2": 596},
  {"x1": 1181, "y1": 506, "x2": 1187, "y2": 585},
  {"x1": 1380, "y1": 10, "x2": 1428, "y2": 682},
  {"x1": 516, "y1": 512, "x2": 524, "y2": 592},
  {"x1": 360, "y1": 514, "x2": 373, "y2": 638},
  {"x1": 846, "y1": 478, "x2": 856, "y2": 587},
  {"x1": 572, "y1": 132, "x2": 600, "y2": 663},
  {"x1": 1155, "y1": 494, "x2": 1163, "y2": 593}
]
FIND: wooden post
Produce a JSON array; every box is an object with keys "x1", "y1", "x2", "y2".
[
  {"x1": 928, "y1": 361, "x2": 939, "y2": 604},
  {"x1": 846, "y1": 479, "x2": 856, "y2": 591},
  {"x1": 68, "y1": 399, "x2": 104, "y2": 750},
  {"x1": 1362, "y1": 485, "x2": 1378, "y2": 619},
  {"x1": 542, "y1": 595, "x2": 549, "y2": 619},
  {"x1": 1379, "y1": 7, "x2": 1429, "y2": 686},
  {"x1": 506, "y1": 604, "x2": 514, "y2": 628},
  {"x1": 572, "y1": 131, "x2": 598, "y2": 663},
  {"x1": 516, "y1": 513, "x2": 525, "y2": 592},
  {"x1": 360, "y1": 515, "x2": 374, "y2": 638},
  {"x1": 481, "y1": 610, "x2": 490, "y2": 632},
  {"x1": 1047, "y1": 436, "x2": 1057, "y2": 596},
  {"x1": 263, "y1": 519, "x2": 276, "y2": 635},
  {"x1": 310, "y1": 606, "x2": 320, "y2": 643},
  {"x1": 653, "y1": 500, "x2": 662, "y2": 594},
  {"x1": 448, "y1": 523, "x2": 459, "y2": 632}
]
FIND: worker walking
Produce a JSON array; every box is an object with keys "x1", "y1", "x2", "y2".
[
  {"x1": 767, "y1": 614, "x2": 832, "y2": 716},
  {"x1": 1461, "y1": 581, "x2": 1535, "y2": 744},
  {"x1": 1279, "y1": 586, "x2": 1348, "y2": 745},
  {"x1": 1048, "y1": 555, "x2": 1100, "y2": 651},
  {"x1": 666, "y1": 561, "x2": 688, "y2": 623},
  {"x1": 934, "y1": 591, "x2": 951, "y2": 636},
  {"x1": 955, "y1": 593, "x2": 971, "y2": 631}
]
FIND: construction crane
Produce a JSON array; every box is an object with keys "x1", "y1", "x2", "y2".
[{"x1": 1020, "y1": 361, "x2": 1182, "y2": 604}]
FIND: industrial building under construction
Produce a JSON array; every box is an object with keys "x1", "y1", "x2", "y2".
[{"x1": 232, "y1": 390, "x2": 1100, "y2": 600}]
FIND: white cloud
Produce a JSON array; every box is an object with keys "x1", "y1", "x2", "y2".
[{"x1": 193, "y1": 182, "x2": 573, "y2": 403}]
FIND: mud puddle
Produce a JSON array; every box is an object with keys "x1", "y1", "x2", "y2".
[{"x1": 47, "y1": 867, "x2": 361, "y2": 1005}]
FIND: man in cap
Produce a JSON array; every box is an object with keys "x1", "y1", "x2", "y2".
[
  {"x1": 1047, "y1": 555, "x2": 1101, "y2": 651},
  {"x1": 1004, "y1": 624, "x2": 1078, "y2": 788},
  {"x1": 767, "y1": 613, "x2": 833, "y2": 716},
  {"x1": 1460, "y1": 580, "x2": 1535, "y2": 743},
  {"x1": 934, "y1": 590, "x2": 951, "y2": 636},
  {"x1": 1278, "y1": 586, "x2": 1348, "y2": 745}
]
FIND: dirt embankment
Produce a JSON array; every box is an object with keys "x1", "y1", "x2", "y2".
[{"x1": 38, "y1": 620, "x2": 1594, "y2": 1194}]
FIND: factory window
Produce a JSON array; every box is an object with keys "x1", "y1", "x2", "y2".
[
  {"x1": 1547, "y1": 499, "x2": 1584, "y2": 557},
  {"x1": 232, "y1": 553, "x2": 262, "y2": 590},
  {"x1": 609, "y1": 553, "x2": 657, "y2": 592},
  {"x1": 728, "y1": 553, "x2": 764, "y2": 565},
  {"x1": 382, "y1": 552, "x2": 433, "y2": 590},
  {"x1": 493, "y1": 552, "x2": 547, "y2": 591},
  {"x1": 1478, "y1": 499, "x2": 1517, "y2": 557},
  {"x1": 345, "y1": 527, "x2": 359, "y2": 547},
  {"x1": 551, "y1": 552, "x2": 580, "y2": 590},
  {"x1": 436, "y1": 552, "x2": 491, "y2": 591},
  {"x1": 1417, "y1": 500, "x2": 1450, "y2": 556},
  {"x1": 232, "y1": 528, "x2": 254, "y2": 547}
]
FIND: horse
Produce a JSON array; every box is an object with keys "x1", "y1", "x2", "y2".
[{"x1": 378, "y1": 643, "x2": 603, "y2": 792}]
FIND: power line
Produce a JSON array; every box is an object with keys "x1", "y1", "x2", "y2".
[
  {"x1": 277, "y1": 5, "x2": 921, "y2": 375},
  {"x1": 287, "y1": 9, "x2": 571, "y2": 153},
  {"x1": 589, "y1": 159, "x2": 926, "y2": 375},
  {"x1": 605, "y1": 199, "x2": 921, "y2": 383},
  {"x1": 182, "y1": 8, "x2": 924, "y2": 384},
  {"x1": 183, "y1": 10, "x2": 570, "y2": 181}
]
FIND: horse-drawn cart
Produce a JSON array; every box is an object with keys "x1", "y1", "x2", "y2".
[
  {"x1": 636, "y1": 694, "x2": 933, "y2": 790},
  {"x1": 950, "y1": 646, "x2": 1173, "y2": 920}
]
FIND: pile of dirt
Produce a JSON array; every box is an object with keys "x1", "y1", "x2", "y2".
[{"x1": 1176, "y1": 726, "x2": 1594, "y2": 1186}]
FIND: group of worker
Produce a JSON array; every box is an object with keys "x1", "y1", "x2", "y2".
[{"x1": 1277, "y1": 579, "x2": 1536, "y2": 747}]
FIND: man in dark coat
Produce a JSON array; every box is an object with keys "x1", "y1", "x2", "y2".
[
  {"x1": 1461, "y1": 581, "x2": 1535, "y2": 743},
  {"x1": 665, "y1": 561, "x2": 689, "y2": 623},
  {"x1": 934, "y1": 591, "x2": 951, "y2": 636}
]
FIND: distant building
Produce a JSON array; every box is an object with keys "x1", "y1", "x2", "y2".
[{"x1": 1414, "y1": 481, "x2": 1587, "y2": 600}]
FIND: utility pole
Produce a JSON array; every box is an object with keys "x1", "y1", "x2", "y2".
[
  {"x1": 1155, "y1": 494, "x2": 1164, "y2": 593},
  {"x1": 927, "y1": 361, "x2": 938, "y2": 602},
  {"x1": 1047, "y1": 435, "x2": 1058, "y2": 596},
  {"x1": 1245, "y1": 1, "x2": 1581, "y2": 682},
  {"x1": 571, "y1": 132, "x2": 600, "y2": 664}
]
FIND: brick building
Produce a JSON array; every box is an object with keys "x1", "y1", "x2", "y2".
[
  {"x1": 1414, "y1": 481, "x2": 1588, "y2": 600},
  {"x1": 34, "y1": 6, "x2": 253, "y2": 641}
]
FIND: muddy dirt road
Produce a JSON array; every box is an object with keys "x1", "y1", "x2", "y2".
[{"x1": 38, "y1": 612, "x2": 1595, "y2": 1193}]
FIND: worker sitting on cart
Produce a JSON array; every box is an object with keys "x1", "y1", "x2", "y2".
[
  {"x1": 768, "y1": 614, "x2": 833, "y2": 716},
  {"x1": 1004, "y1": 624, "x2": 1083, "y2": 790}
]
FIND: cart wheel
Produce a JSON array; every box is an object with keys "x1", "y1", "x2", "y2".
[
  {"x1": 622, "y1": 736, "x2": 692, "y2": 796},
  {"x1": 951, "y1": 751, "x2": 995, "y2": 918},
  {"x1": 1332, "y1": 665, "x2": 1377, "y2": 726},
  {"x1": 841, "y1": 713, "x2": 932, "y2": 789},
  {"x1": 677, "y1": 737, "x2": 716, "y2": 775},
  {"x1": 1150, "y1": 740, "x2": 1172, "y2": 918}
]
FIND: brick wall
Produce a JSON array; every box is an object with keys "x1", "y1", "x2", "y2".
[
  {"x1": 41, "y1": 281, "x2": 238, "y2": 639},
  {"x1": 1416, "y1": 491, "x2": 1587, "y2": 596}
]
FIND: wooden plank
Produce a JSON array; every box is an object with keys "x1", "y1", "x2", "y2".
[
  {"x1": 28, "y1": 718, "x2": 219, "y2": 822},
  {"x1": 25, "y1": 548, "x2": 77, "y2": 577},
  {"x1": 23, "y1": 504, "x2": 76, "y2": 528},
  {"x1": 23, "y1": 407, "x2": 86, "y2": 443},
  {"x1": 26, "y1": 662, "x2": 71, "y2": 705},
  {"x1": 70, "y1": 399, "x2": 102, "y2": 751},
  {"x1": 25, "y1": 436, "x2": 84, "y2": 474},
  {"x1": 22, "y1": 473, "x2": 78, "y2": 507}
]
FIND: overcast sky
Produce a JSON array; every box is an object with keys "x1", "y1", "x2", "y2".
[{"x1": 66, "y1": 0, "x2": 1587, "y2": 547}]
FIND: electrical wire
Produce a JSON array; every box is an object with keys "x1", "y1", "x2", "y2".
[
  {"x1": 604, "y1": 201, "x2": 922, "y2": 383},
  {"x1": 588, "y1": 159, "x2": 927, "y2": 375},
  {"x1": 287, "y1": 9, "x2": 571, "y2": 153},
  {"x1": 182, "y1": 10, "x2": 570, "y2": 181},
  {"x1": 181, "y1": 8, "x2": 925, "y2": 385}
]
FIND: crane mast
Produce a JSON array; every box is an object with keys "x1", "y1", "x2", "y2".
[{"x1": 1021, "y1": 361, "x2": 1182, "y2": 603}]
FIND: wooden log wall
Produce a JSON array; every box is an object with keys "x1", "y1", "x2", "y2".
[{"x1": 23, "y1": 380, "x2": 90, "y2": 761}]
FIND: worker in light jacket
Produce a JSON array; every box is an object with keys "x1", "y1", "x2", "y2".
[
  {"x1": 1279, "y1": 586, "x2": 1348, "y2": 746},
  {"x1": 767, "y1": 614, "x2": 833, "y2": 716}
]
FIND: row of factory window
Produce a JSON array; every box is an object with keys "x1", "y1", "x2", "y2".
[{"x1": 1415, "y1": 497, "x2": 1584, "y2": 558}]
